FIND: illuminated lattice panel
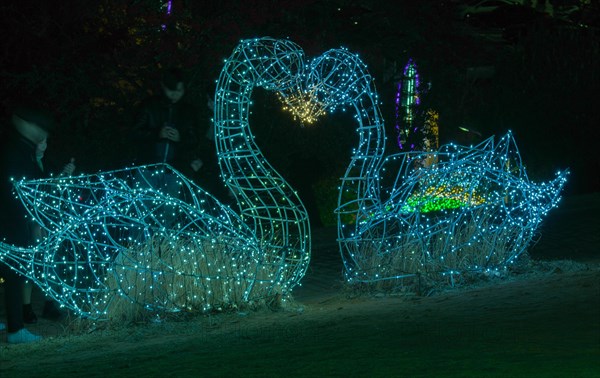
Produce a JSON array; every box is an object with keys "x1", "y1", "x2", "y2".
[{"x1": 0, "y1": 164, "x2": 299, "y2": 319}]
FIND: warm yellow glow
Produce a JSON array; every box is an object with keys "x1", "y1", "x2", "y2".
[
  {"x1": 424, "y1": 109, "x2": 439, "y2": 150},
  {"x1": 419, "y1": 185, "x2": 486, "y2": 206},
  {"x1": 278, "y1": 88, "x2": 327, "y2": 125}
]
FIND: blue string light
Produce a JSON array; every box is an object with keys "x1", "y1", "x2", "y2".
[
  {"x1": 0, "y1": 38, "x2": 313, "y2": 320},
  {"x1": 0, "y1": 38, "x2": 569, "y2": 320},
  {"x1": 320, "y1": 49, "x2": 569, "y2": 284}
]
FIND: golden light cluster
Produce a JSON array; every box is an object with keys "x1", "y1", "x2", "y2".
[{"x1": 278, "y1": 88, "x2": 327, "y2": 125}]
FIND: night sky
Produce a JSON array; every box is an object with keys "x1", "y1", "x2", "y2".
[{"x1": 1, "y1": 0, "x2": 598, "y2": 195}]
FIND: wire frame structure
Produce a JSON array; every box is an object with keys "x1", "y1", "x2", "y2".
[
  {"x1": 0, "y1": 37, "x2": 569, "y2": 320},
  {"x1": 214, "y1": 37, "x2": 311, "y2": 297},
  {"x1": 341, "y1": 134, "x2": 568, "y2": 284},
  {"x1": 0, "y1": 164, "x2": 292, "y2": 319},
  {"x1": 316, "y1": 50, "x2": 570, "y2": 285},
  {"x1": 0, "y1": 38, "x2": 313, "y2": 320},
  {"x1": 264, "y1": 42, "x2": 567, "y2": 284}
]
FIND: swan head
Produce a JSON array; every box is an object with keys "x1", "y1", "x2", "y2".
[
  {"x1": 307, "y1": 48, "x2": 372, "y2": 105},
  {"x1": 230, "y1": 38, "x2": 306, "y2": 92}
]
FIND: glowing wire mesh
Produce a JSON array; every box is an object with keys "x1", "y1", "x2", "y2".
[
  {"x1": 0, "y1": 38, "x2": 313, "y2": 319},
  {"x1": 341, "y1": 134, "x2": 568, "y2": 283},
  {"x1": 214, "y1": 37, "x2": 311, "y2": 295},
  {"x1": 0, "y1": 37, "x2": 569, "y2": 319},
  {"x1": 260, "y1": 42, "x2": 568, "y2": 284},
  {"x1": 316, "y1": 50, "x2": 570, "y2": 284},
  {"x1": 0, "y1": 164, "x2": 287, "y2": 318}
]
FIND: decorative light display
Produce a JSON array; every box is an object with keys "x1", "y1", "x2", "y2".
[
  {"x1": 336, "y1": 57, "x2": 568, "y2": 283},
  {"x1": 0, "y1": 37, "x2": 569, "y2": 317},
  {"x1": 0, "y1": 164, "x2": 292, "y2": 319},
  {"x1": 0, "y1": 38, "x2": 314, "y2": 319},
  {"x1": 214, "y1": 37, "x2": 311, "y2": 297},
  {"x1": 277, "y1": 89, "x2": 327, "y2": 125},
  {"x1": 340, "y1": 131, "x2": 568, "y2": 283},
  {"x1": 423, "y1": 109, "x2": 439, "y2": 152},
  {"x1": 263, "y1": 42, "x2": 567, "y2": 285},
  {"x1": 161, "y1": 0, "x2": 173, "y2": 31},
  {"x1": 395, "y1": 58, "x2": 421, "y2": 150}
]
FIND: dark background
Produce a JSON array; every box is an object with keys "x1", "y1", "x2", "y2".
[
  {"x1": 0, "y1": 4, "x2": 598, "y2": 372},
  {"x1": 1, "y1": 0, "x2": 598, "y2": 202}
]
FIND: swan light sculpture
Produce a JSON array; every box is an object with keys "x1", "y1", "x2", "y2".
[
  {"x1": 0, "y1": 37, "x2": 569, "y2": 319},
  {"x1": 0, "y1": 38, "x2": 312, "y2": 320},
  {"x1": 316, "y1": 51, "x2": 569, "y2": 285},
  {"x1": 213, "y1": 37, "x2": 311, "y2": 297}
]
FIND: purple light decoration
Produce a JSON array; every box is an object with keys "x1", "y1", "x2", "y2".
[
  {"x1": 408, "y1": 60, "x2": 421, "y2": 106},
  {"x1": 395, "y1": 81, "x2": 403, "y2": 149},
  {"x1": 395, "y1": 58, "x2": 421, "y2": 150},
  {"x1": 161, "y1": 0, "x2": 173, "y2": 31}
]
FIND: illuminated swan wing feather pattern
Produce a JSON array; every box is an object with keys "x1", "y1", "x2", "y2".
[{"x1": 1, "y1": 164, "x2": 266, "y2": 318}]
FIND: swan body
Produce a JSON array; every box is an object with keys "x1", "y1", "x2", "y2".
[
  {"x1": 0, "y1": 164, "x2": 268, "y2": 318},
  {"x1": 316, "y1": 50, "x2": 570, "y2": 283},
  {"x1": 341, "y1": 133, "x2": 568, "y2": 283},
  {"x1": 0, "y1": 38, "x2": 312, "y2": 319}
]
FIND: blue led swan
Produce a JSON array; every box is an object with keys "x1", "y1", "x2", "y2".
[
  {"x1": 1, "y1": 165, "x2": 274, "y2": 318},
  {"x1": 313, "y1": 51, "x2": 569, "y2": 285},
  {"x1": 0, "y1": 38, "x2": 311, "y2": 319}
]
